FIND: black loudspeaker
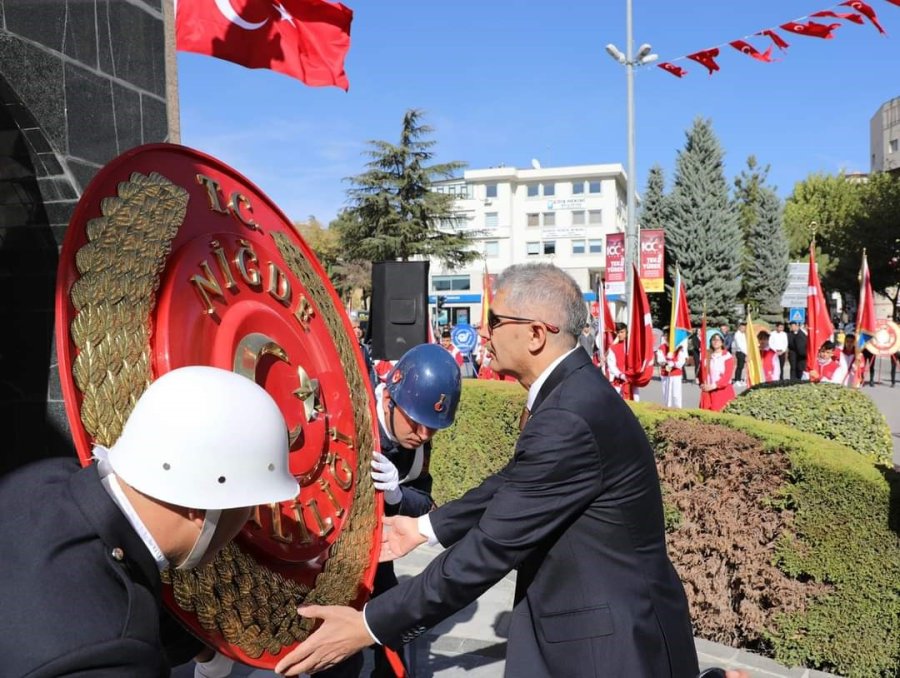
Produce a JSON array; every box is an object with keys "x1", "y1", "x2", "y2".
[{"x1": 370, "y1": 261, "x2": 430, "y2": 361}]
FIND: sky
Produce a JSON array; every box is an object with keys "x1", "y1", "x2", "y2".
[{"x1": 177, "y1": 0, "x2": 900, "y2": 226}]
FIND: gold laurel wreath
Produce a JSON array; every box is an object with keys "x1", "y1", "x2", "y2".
[{"x1": 69, "y1": 172, "x2": 376, "y2": 658}]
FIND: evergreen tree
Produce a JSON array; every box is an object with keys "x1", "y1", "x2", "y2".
[
  {"x1": 336, "y1": 109, "x2": 478, "y2": 268},
  {"x1": 734, "y1": 157, "x2": 789, "y2": 318},
  {"x1": 639, "y1": 165, "x2": 670, "y2": 323},
  {"x1": 743, "y1": 187, "x2": 789, "y2": 318},
  {"x1": 666, "y1": 118, "x2": 742, "y2": 325}
]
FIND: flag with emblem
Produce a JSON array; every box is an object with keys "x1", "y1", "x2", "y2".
[
  {"x1": 668, "y1": 269, "x2": 692, "y2": 352},
  {"x1": 856, "y1": 250, "x2": 877, "y2": 347},
  {"x1": 745, "y1": 312, "x2": 764, "y2": 387}
]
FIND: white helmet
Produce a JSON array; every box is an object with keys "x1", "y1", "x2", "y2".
[{"x1": 107, "y1": 366, "x2": 298, "y2": 510}]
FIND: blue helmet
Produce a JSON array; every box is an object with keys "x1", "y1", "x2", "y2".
[{"x1": 385, "y1": 343, "x2": 462, "y2": 430}]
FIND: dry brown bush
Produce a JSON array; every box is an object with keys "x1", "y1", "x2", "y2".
[{"x1": 656, "y1": 418, "x2": 829, "y2": 649}]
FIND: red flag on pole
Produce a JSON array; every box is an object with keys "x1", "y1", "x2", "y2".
[
  {"x1": 856, "y1": 250, "x2": 877, "y2": 347},
  {"x1": 176, "y1": 0, "x2": 353, "y2": 90},
  {"x1": 806, "y1": 243, "x2": 835, "y2": 375},
  {"x1": 625, "y1": 265, "x2": 654, "y2": 388},
  {"x1": 596, "y1": 278, "x2": 617, "y2": 372}
]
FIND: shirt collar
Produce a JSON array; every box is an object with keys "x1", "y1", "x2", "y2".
[
  {"x1": 374, "y1": 382, "x2": 398, "y2": 443},
  {"x1": 526, "y1": 348, "x2": 579, "y2": 411},
  {"x1": 94, "y1": 446, "x2": 169, "y2": 571}
]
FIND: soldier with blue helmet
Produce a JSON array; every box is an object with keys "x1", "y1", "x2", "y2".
[{"x1": 323, "y1": 342, "x2": 462, "y2": 678}]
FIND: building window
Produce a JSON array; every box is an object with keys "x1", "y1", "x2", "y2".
[
  {"x1": 485, "y1": 212, "x2": 498, "y2": 229},
  {"x1": 459, "y1": 186, "x2": 470, "y2": 199},
  {"x1": 527, "y1": 183, "x2": 540, "y2": 197},
  {"x1": 486, "y1": 183, "x2": 498, "y2": 198},
  {"x1": 588, "y1": 210, "x2": 602, "y2": 225},
  {"x1": 588, "y1": 239, "x2": 603, "y2": 254},
  {"x1": 572, "y1": 181, "x2": 584, "y2": 195},
  {"x1": 543, "y1": 212, "x2": 555, "y2": 226},
  {"x1": 572, "y1": 240, "x2": 586, "y2": 255},
  {"x1": 543, "y1": 241, "x2": 556, "y2": 255},
  {"x1": 588, "y1": 180, "x2": 602, "y2": 194},
  {"x1": 543, "y1": 182, "x2": 555, "y2": 197},
  {"x1": 484, "y1": 240, "x2": 499, "y2": 257},
  {"x1": 526, "y1": 241, "x2": 541, "y2": 255},
  {"x1": 572, "y1": 211, "x2": 585, "y2": 226},
  {"x1": 527, "y1": 213, "x2": 540, "y2": 227},
  {"x1": 433, "y1": 274, "x2": 471, "y2": 291},
  {"x1": 891, "y1": 139, "x2": 899, "y2": 153}
]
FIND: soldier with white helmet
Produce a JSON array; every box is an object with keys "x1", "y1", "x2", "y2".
[{"x1": 0, "y1": 366, "x2": 298, "y2": 677}]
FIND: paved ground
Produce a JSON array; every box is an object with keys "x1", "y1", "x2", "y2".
[{"x1": 174, "y1": 364, "x2": 899, "y2": 678}]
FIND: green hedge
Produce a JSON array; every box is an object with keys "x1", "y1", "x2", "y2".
[
  {"x1": 724, "y1": 382, "x2": 892, "y2": 464},
  {"x1": 430, "y1": 381, "x2": 900, "y2": 677}
]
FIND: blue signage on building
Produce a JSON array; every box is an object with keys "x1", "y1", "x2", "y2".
[{"x1": 789, "y1": 307, "x2": 806, "y2": 324}]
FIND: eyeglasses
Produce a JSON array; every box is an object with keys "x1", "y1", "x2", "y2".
[{"x1": 487, "y1": 309, "x2": 560, "y2": 335}]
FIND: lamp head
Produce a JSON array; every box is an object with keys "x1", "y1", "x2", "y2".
[
  {"x1": 636, "y1": 43, "x2": 653, "y2": 60},
  {"x1": 605, "y1": 43, "x2": 626, "y2": 64}
]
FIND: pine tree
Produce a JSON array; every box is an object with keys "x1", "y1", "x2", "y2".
[
  {"x1": 743, "y1": 187, "x2": 789, "y2": 318},
  {"x1": 666, "y1": 118, "x2": 742, "y2": 325},
  {"x1": 336, "y1": 109, "x2": 478, "y2": 268},
  {"x1": 639, "y1": 165, "x2": 670, "y2": 323},
  {"x1": 734, "y1": 157, "x2": 789, "y2": 318}
]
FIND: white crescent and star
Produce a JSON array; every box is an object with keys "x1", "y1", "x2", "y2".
[{"x1": 213, "y1": 0, "x2": 298, "y2": 30}]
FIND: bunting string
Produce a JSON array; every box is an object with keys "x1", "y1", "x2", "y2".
[{"x1": 657, "y1": 0, "x2": 899, "y2": 78}]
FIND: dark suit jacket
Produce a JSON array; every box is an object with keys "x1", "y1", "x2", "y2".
[
  {"x1": 0, "y1": 458, "x2": 169, "y2": 677},
  {"x1": 366, "y1": 350, "x2": 698, "y2": 677}
]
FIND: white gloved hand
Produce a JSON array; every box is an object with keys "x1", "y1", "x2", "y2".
[
  {"x1": 371, "y1": 451, "x2": 402, "y2": 505},
  {"x1": 194, "y1": 651, "x2": 234, "y2": 678}
]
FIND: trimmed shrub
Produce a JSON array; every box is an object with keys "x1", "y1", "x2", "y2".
[
  {"x1": 431, "y1": 380, "x2": 900, "y2": 677},
  {"x1": 724, "y1": 382, "x2": 892, "y2": 464}
]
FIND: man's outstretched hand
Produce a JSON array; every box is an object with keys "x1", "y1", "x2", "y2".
[
  {"x1": 379, "y1": 515, "x2": 427, "y2": 562},
  {"x1": 274, "y1": 605, "x2": 371, "y2": 675}
]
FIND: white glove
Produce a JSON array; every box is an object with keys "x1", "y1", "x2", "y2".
[
  {"x1": 371, "y1": 451, "x2": 402, "y2": 505},
  {"x1": 194, "y1": 652, "x2": 234, "y2": 678}
]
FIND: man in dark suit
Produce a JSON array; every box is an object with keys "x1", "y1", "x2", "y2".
[
  {"x1": 276, "y1": 263, "x2": 698, "y2": 678},
  {"x1": 0, "y1": 367, "x2": 297, "y2": 677},
  {"x1": 787, "y1": 321, "x2": 808, "y2": 380}
]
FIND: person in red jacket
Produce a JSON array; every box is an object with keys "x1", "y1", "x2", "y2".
[
  {"x1": 809, "y1": 341, "x2": 843, "y2": 384},
  {"x1": 605, "y1": 323, "x2": 631, "y2": 399},
  {"x1": 756, "y1": 331, "x2": 781, "y2": 383},
  {"x1": 440, "y1": 327, "x2": 465, "y2": 368},
  {"x1": 699, "y1": 331, "x2": 736, "y2": 411}
]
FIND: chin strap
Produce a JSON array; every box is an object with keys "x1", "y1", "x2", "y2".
[{"x1": 176, "y1": 509, "x2": 222, "y2": 570}]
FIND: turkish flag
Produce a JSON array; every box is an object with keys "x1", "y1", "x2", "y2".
[
  {"x1": 757, "y1": 29, "x2": 790, "y2": 50},
  {"x1": 883, "y1": 0, "x2": 900, "y2": 6},
  {"x1": 686, "y1": 48, "x2": 720, "y2": 75},
  {"x1": 657, "y1": 62, "x2": 688, "y2": 78},
  {"x1": 176, "y1": 0, "x2": 353, "y2": 90},
  {"x1": 840, "y1": 0, "x2": 887, "y2": 34},
  {"x1": 625, "y1": 265, "x2": 654, "y2": 389},
  {"x1": 729, "y1": 40, "x2": 775, "y2": 62},
  {"x1": 811, "y1": 10, "x2": 864, "y2": 25},
  {"x1": 780, "y1": 21, "x2": 841, "y2": 39},
  {"x1": 806, "y1": 244, "x2": 835, "y2": 375}
]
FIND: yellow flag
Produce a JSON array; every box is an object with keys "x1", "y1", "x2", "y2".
[{"x1": 745, "y1": 312, "x2": 763, "y2": 387}]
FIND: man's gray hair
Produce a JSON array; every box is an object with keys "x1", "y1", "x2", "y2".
[{"x1": 495, "y1": 263, "x2": 587, "y2": 339}]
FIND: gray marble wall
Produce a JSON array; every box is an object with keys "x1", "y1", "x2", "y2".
[{"x1": 0, "y1": 0, "x2": 170, "y2": 473}]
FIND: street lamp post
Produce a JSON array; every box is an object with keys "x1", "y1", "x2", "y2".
[{"x1": 605, "y1": 0, "x2": 657, "y2": 319}]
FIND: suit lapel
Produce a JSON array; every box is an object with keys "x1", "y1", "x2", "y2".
[{"x1": 530, "y1": 349, "x2": 591, "y2": 415}]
